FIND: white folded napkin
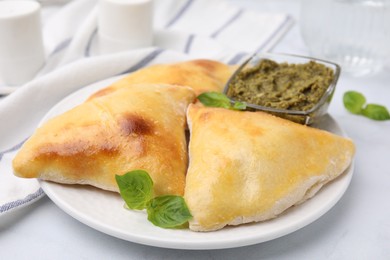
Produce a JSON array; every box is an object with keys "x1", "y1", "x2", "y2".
[{"x1": 0, "y1": 0, "x2": 293, "y2": 215}]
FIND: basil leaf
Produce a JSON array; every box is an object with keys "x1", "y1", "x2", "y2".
[
  {"x1": 362, "y1": 104, "x2": 390, "y2": 121},
  {"x1": 343, "y1": 91, "x2": 366, "y2": 114},
  {"x1": 147, "y1": 195, "x2": 192, "y2": 228},
  {"x1": 198, "y1": 92, "x2": 246, "y2": 111},
  {"x1": 197, "y1": 92, "x2": 231, "y2": 109},
  {"x1": 115, "y1": 170, "x2": 153, "y2": 210},
  {"x1": 232, "y1": 101, "x2": 247, "y2": 110}
]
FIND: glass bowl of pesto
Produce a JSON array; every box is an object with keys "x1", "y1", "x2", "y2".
[{"x1": 224, "y1": 53, "x2": 341, "y2": 125}]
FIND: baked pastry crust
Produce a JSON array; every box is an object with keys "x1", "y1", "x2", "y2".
[
  {"x1": 88, "y1": 59, "x2": 234, "y2": 99},
  {"x1": 13, "y1": 84, "x2": 196, "y2": 196},
  {"x1": 185, "y1": 104, "x2": 355, "y2": 231}
]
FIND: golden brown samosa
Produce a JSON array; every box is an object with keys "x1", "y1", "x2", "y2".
[
  {"x1": 88, "y1": 59, "x2": 234, "y2": 100},
  {"x1": 13, "y1": 84, "x2": 196, "y2": 196},
  {"x1": 185, "y1": 104, "x2": 355, "y2": 231}
]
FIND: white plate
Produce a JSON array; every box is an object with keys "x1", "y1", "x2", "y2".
[{"x1": 39, "y1": 77, "x2": 354, "y2": 250}]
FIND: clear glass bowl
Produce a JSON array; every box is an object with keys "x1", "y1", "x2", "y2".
[{"x1": 223, "y1": 53, "x2": 341, "y2": 125}]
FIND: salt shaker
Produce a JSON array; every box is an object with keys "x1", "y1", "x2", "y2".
[
  {"x1": 98, "y1": 0, "x2": 154, "y2": 55},
  {"x1": 0, "y1": 1, "x2": 45, "y2": 86}
]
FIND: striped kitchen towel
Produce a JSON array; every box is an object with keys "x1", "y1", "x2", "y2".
[{"x1": 0, "y1": 0, "x2": 293, "y2": 215}]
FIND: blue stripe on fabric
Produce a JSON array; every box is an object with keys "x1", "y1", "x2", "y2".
[
  {"x1": 227, "y1": 52, "x2": 249, "y2": 65},
  {"x1": 210, "y1": 8, "x2": 243, "y2": 38},
  {"x1": 50, "y1": 37, "x2": 72, "y2": 56},
  {"x1": 117, "y1": 48, "x2": 165, "y2": 75},
  {"x1": 0, "y1": 138, "x2": 28, "y2": 162},
  {"x1": 184, "y1": 34, "x2": 195, "y2": 54},
  {"x1": 0, "y1": 188, "x2": 45, "y2": 214},
  {"x1": 85, "y1": 27, "x2": 98, "y2": 57},
  {"x1": 165, "y1": 0, "x2": 194, "y2": 28},
  {"x1": 255, "y1": 15, "x2": 293, "y2": 53}
]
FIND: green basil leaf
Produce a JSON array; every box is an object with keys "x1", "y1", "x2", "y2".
[
  {"x1": 147, "y1": 195, "x2": 192, "y2": 228},
  {"x1": 115, "y1": 170, "x2": 153, "y2": 210},
  {"x1": 197, "y1": 92, "x2": 231, "y2": 109},
  {"x1": 231, "y1": 101, "x2": 247, "y2": 111},
  {"x1": 343, "y1": 91, "x2": 366, "y2": 114},
  {"x1": 362, "y1": 104, "x2": 390, "y2": 121}
]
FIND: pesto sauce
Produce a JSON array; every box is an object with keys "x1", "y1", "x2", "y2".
[{"x1": 227, "y1": 59, "x2": 334, "y2": 111}]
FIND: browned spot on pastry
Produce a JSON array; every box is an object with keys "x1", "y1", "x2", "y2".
[
  {"x1": 38, "y1": 140, "x2": 118, "y2": 157},
  {"x1": 192, "y1": 60, "x2": 218, "y2": 73},
  {"x1": 119, "y1": 114, "x2": 153, "y2": 136},
  {"x1": 87, "y1": 87, "x2": 116, "y2": 100},
  {"x1": 198, "y1": 111, "x2": 211, "y2": 122}
]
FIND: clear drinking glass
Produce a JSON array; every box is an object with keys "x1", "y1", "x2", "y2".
[{"x1": 300, "y1": 0, "x2": 390, "y2": 76}]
